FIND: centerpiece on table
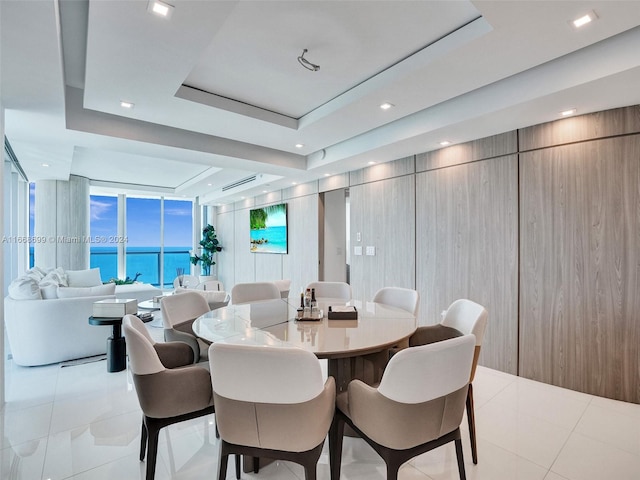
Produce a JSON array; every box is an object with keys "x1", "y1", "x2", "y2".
[{"x1": 190, "y1": 224, "x2": 222, "y2": 279}]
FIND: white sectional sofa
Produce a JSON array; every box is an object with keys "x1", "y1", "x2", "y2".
[{"x1": 4, "y1": 267, "x2": 160, "y2": 366}]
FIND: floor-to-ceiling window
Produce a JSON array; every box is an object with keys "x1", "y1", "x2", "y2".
[
  {"x1": 89, "y1": 195, "x2": 119, "y2": 281},
  {"x1": 89, "y1": 192, "x2": 193, "y2": 287}
]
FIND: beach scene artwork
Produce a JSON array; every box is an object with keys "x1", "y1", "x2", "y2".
[{"x1": 250, "y1": 203, "x2": 288, "y2": 253}]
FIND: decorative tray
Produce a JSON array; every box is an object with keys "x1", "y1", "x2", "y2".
[{"x1": 296, "y1": 309, "x2": 323, "y2": 321}]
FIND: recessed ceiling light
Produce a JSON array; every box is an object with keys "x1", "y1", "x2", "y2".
[
  {"x1": 147, "y1": 0, "x2": 174, "y2": 18},
  {"x1": 41, "y1": 163, "x2": 50, "y2": 167},
  {"x1": 292, "y1": 182, "x2": 298, "y2": 185},
  {"x1": 380, "y1": 102, "x2": 394, "y2": 110},
  {"x1": 295, "y1": 143, "x2": 304, "y2": 149},
  {"x1": 120, "y1": 101, "x2": 134, "y2": 109},
  {"x1": 207, "y1": 183, "x2": 212, "y2": 186},
  {"x1": 440, "y1": 141, "x2": 451, "y2": 146},
  {"x1": 324, "y1": 173, "x2": 331, "y2": 177},
  {"x1": 368, "y1": 161, "x2": 376, "y2": 165},
  {"x1": 572, "y1": 11, "x2": 597, "y2": 28},
  {"x1": 560, "y1": 108, "x2": 577, "y2": 117}
]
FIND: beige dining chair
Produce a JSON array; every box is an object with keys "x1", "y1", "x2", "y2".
[
  {"x1": 330, "y1": 334, "x2": 476, "y2": 480},
  {"x1": 230, "y1": 281, "x2": 280, "y2": 305},
  {"x1": 209, "y1": 342, "x2": 335, "y2": 480},
  {"x1": 305, "y1": 281, "x2": 352, "y2": 301},
  {"x1": 409, "y1": 298, "x2": 488, "y2": 464},
  {"x1": 160, "y1": 291, "x2": 210, "y2": 363},
  {"x1": 123, "y1": 315, "x2": 228, "y2": 480},
  {"x1": 372, "y1": 286, "x2": 420, "y2": 317}
]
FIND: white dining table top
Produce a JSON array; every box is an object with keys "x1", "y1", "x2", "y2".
[{"x1": 192, "y1": 297, "x2": 417, "y2": 359}]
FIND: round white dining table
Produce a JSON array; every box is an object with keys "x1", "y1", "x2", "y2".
[{"x1": 192, "y1": 297, "x2": 417, "y2": 392}]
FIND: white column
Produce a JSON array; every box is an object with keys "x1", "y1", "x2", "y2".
[{"x1": 34, "y1": 175, "x2": 90, "y2": 270}]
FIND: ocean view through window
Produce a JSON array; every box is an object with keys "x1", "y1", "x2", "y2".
[{"x1": 90, "y1": 195, "x2": 192, "y2": 287}]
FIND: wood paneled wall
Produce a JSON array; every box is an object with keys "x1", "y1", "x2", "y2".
[
  {"x1": 519, "y1": 135, "x2": 640, "y2": 402},
  {"x1": 349, "y1": 174, "x2": 416, "y2": 302},
  {"x1": 416, "y1": 155, "x2": 519, "y2": 374}
]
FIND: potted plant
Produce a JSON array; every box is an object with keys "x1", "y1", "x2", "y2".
[{"x1": 190, "y1": 224, "x2": 222, "y2": 278}]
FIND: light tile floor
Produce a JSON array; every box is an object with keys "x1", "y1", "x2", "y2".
[{"x1": 2, "y1": 327, "x2": 640, "y2": 480}]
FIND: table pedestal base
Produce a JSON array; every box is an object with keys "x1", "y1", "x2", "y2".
[{"x1": 107, "y1": 335, "x2": 126, "y2": 372}]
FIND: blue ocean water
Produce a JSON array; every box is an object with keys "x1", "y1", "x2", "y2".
[
  {"x1": 28, "y1": 246, "x2": 191, "y2": 287},
  {"x1": 250, "y1": 225, "x2": 287, "y2": 253},
  {"x1": 91, "y1": 246, "x2": 191, "y2": 286}
]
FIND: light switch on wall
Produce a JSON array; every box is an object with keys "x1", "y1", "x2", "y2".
[
  {"x1": 365, "y1": 246, "x2": 375, "y2": 256},
  {"x1": 356, "y1": 232, "x2": 361, "y2": 242},
  {"x1": 354, "y1": 246, "x2": 363, "y2": 256}
]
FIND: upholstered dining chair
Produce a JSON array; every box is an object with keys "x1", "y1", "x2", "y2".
[
  {"x1": 409, "y1": 298, "x2": 488, "y2": 464},
  {"x1": 373, "y1": 287, "x2": 420, "y2": 317},
  {"x1": 160, "y1": 291, "x2": 210, "y2": 362},
  {"x1": 209, "y1": 342, "x2": 336, "y2": 480},
  {"x1": 122, "y1": 315, "x2": 230, "y2": 480},
  {"x1": 305, "y1": 281, "x2": 352, "y2": 301},
  {"x1": 330, "y1": 334, "x2": 476, "y2": 480},
  {"x1": 230, "y1": 281, "x2": 280, "y2": 305}
]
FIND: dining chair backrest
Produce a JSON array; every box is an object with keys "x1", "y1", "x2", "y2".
[
  {"x1": 441, "y1": 299, "x2": 488, "y2": 382},
  {"x1": 306, "y1": 281, "x2": 352, "y2": 301},
  {"x1": 160, "y1": 291, "x2": 210, "y2": 329},
  {"x1": 196, "y1": 280, "x2": 224, "y2": 291},
  {"x1": 378, "y1": 334, "x2": 475, "y2": 403},
  {"x1": 230, "y1": 282, "x2": 280, "y2": 305},
  {"x1": 210, "y1": 343, "x2": 325, "y2": 403},
  {"x1": 372, "y1": 287, "x2": 420, "y2": 317},
  {"x1": 272, "y1": 279, "x2": 292, "y2": 298},
  {"x1": 123, "y1": 315, "x2": 165, "y2": 375}
]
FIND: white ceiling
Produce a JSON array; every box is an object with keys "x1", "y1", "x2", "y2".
[{"x1": 2, "y1": 0, "x2": 640, "y2": 204}]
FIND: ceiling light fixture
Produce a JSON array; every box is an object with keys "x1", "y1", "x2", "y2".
[
  {"x1": 297, "y1": 49, "x2": 320, "y2": 72},
  {"x1": 295, "y1": 143, "x2": 304, "y2": 149},
  {"x1": 324, "y1": 173, "x2": 331, "y2": 177},
  {"x1": 380, "y1": 102, "x2": 394, "y2": 110},
  {"x1": 120, "y1": 101, "x2": 134, "y2": 109},
  {"x1": 572, "y1": 11, "x2": 597, "y2": 28},
  {"x1": 440, "y1": 141, "x2": 451, "y2": 146},
  {"x1": 41, "y1": 163, "x2": 50, "y2": 167},
  {"x1": 561, "y1": 108, "x2": 577, "y2": 116},
  {"x1": 368, "y1": 161, "x2": 376, "y2": 165},
  {"x1": 292, "y1": 182, "x2": 298, "y2": 185},
  {"x1": 147, "y1": 0, "x2": 174, "y2": 18}
]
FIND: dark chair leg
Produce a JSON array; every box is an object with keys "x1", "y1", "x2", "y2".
[
  {"x1": 140, "y1": 418, "x2": 148, "y2": 461},
  {"x1": 303, "y1": 462, "x2": 317, "y2": 480},
  {"x1": 252, "y1": 456, "x2": 259, "y2": 473},
  {"x1": 466, "y1": 383, "x2": 478, "y2": 464},
  {"x1": 235, "y1": 454, "x2": 241, "y2": 479},
  {"x1": 455, "y1": 438, "x2": 467, "y2": 480},
  {"x1": 329, "y1": 414, "x2": 345, "y2": 480},
  {"x1": 385, "y1": 461, "x2": 400, "y2": 480},
  {"x1": 145, "y1": 420, "x2": 160, "y2": 480},
  {"x1": 217, "y1": 441, "x2": 229, "y2": 480}
]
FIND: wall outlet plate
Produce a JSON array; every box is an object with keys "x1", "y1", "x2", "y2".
[
  {"x1": 354, "y1": 246, "x2": 363, "y2": 256},
  {"x1": 366, "y1": 246, "x2": 375, "y2": 256}
]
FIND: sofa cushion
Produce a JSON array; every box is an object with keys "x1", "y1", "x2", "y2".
[
  {"x1": 8, "y1": 277, "x2": 42, "y2": 300},
  {"x1": 39, "y1": 283, "x2": 59, "y2": 299},
  {"x1": 57, "y1": 283, "x2": 116, "y2": 298},
  {"x1": 66, "y1": 268, "x2": 102, "y2": 287},
  {"x1": 41, "y1": 267, "x2": 68, "y2": 287}
]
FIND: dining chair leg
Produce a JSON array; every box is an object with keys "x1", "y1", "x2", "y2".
[
  {"x1": 235, "y1": 454, "x2": 240, "y2": 479},
  {"x1": 455, "y1": 437, "x2": 467, "y2": 480},
  {"x1": 329, "y1": 414, "x2": 345, "y2": 480},
  {"x1": 139, "y1": 418, "x2": 147, "y2": 461},
  {"x1": 217, "y1": 441, "x2": 229, "y2": 480},
  {"x1": 145, "y1": 419, "x2": 161, "y2": 480},
  {"x1": 466, "y1": 383, "x2": 478, "y2": 464}
]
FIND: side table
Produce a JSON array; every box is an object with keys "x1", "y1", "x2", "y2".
[{"x1": 88, "y1": 316, "x2": 126, "y2": 372}]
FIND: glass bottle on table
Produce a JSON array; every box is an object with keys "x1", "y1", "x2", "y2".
[
  {"x1": 310, "y1": 288, "x2": 318, "y2": 317},
  {"x1": 304, "y1": 288, "x2": 312, "y2": 317}
]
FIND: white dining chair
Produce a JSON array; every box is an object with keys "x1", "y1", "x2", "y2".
[
  {"x1": 372, "y1": 286, "x2": 420, "y2": 317},
  {"x1": 230, "y1": 282, "x2": 281, "y2": 305},
  {"x1": 305, "y1": 281, "x2": 352, "y2": 301},
  {"x1": 272, "y1": 279, "x2": 291, "y2": 298},
  {"x1": 160, "y1": 291, "x2": 210, "y2": 362}
]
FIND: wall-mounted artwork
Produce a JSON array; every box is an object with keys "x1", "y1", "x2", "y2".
[{"x1": 250, "y1": 203, "x2": 288, "y2": 254}]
